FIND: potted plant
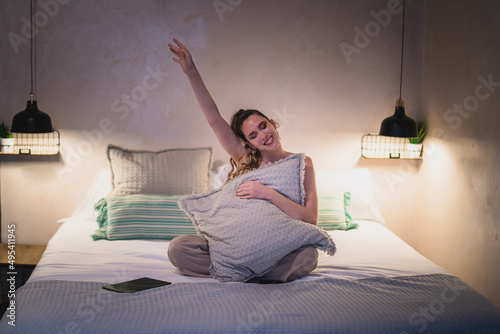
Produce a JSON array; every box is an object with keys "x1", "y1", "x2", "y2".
[
  {"x1": 407, "y1": 121, "x2": 426, "y2": 158},
  {"x1": 0, "y1": 122, "x2": 15, "y2": 153}
]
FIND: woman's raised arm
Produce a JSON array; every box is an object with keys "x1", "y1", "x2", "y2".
[{"x1": 169, "y1": 39, "x2": 244, "y2": 161}]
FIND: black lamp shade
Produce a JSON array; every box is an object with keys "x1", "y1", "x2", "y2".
[
  {"x1": 12, "y1": 100, "x2": 53, "y2": 133},
  {"x1": 379, "y1": 0, "x2": 418, "y2": 139},
  {"x1": 379, "y1": 103, "x2": 417, "y2": 138}
]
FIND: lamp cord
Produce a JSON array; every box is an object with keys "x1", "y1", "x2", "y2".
[
  {"x1": 30, "y1": 0, "x2": 36, "y2": 102},
  {"x1": 399, "y1": 0, "x2": 406, "y2": 101}
]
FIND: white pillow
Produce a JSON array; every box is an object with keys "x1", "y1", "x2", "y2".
[
  {"x1": 58, "y1": 168, "x2": 113, "y2": 223},
  {"x1": 210, "y1": 163, "x2": 232, "y2": 190},
  {"x1": 315, "y1": 168, "x2": 385, "y2": 224}
]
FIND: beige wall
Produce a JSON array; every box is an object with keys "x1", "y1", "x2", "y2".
[
  {"x1": 1, "y1": 0, "x2": 424, "y2": 244},
  {"x1": 2, "y1": 0, "x2": 498, "y2": 306},
  {"x1": 419, "y1": 0, "x2": 500, "y2": 307}
]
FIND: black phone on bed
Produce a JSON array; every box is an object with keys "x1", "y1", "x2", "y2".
[{"x1": 102, "y1": 277, "x2": 171, "y2": 293}]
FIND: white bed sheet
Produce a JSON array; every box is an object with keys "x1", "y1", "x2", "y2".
[{"x1": 29, "y1": 219, "x2": 447, "y2": 284}]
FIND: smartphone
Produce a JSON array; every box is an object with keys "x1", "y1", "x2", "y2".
[{"x1": 102, "y1": 277, "x2": 172, "y2": 293}]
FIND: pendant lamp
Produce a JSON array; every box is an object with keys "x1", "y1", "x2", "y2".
[
  {"x1": 379, "y1": 0, "x2": 417, "y2": 138},
  {"x1": 11, "y1": 0, "x2": 53, "y2": 133}
]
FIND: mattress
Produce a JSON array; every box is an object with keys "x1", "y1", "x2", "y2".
[{"x1": 29, "y1": 218, "x2": 448, "y2": 285}]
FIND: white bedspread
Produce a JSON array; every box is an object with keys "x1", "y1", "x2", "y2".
[{"x1": 29, "y1": 219, "x2": 447, "y2": 284}]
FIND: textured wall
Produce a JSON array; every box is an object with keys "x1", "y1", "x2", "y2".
[
  {"x1": 1, "y1": 0, "x2": 424, "y2": 246},
  {"x1": 419, "y1": 0, "x2": 500, "y2": 307}
]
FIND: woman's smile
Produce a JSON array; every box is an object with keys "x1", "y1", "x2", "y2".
[{"x1": 263, "y1": 135, "x2": 273, "y2": 146}]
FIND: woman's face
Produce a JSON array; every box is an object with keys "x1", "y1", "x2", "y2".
[{"x1": 241, "y1": 114, "x2": 280, "y2": 152}]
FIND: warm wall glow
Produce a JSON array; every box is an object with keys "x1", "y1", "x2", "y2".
[{"x1": 420, "y1": 137, "x2": 453, "y2": 169}]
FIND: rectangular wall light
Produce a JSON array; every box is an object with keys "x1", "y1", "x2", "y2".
[{"x1": 361, "y1": 134, "x2": 422, "y2": 159}]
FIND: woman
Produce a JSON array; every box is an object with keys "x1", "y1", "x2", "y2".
[{"x1": 167, "y1": 39, "x2": 319, "y2": 283}]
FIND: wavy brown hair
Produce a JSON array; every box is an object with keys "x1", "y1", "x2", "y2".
[{"x1": 227, "y1": 109, "x2": 271, "y2": 181}]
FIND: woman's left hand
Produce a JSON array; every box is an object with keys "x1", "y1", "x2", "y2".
[{"x1": 236, "y1": 181, "x2": 273, "y2": 200}]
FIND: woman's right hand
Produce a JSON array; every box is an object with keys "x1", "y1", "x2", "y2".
[
  {"x1": 168, "y1": 38, "x2": 195, "y2": 74},
  {"x1": 168, "y1": 38, "x2": 245, "y2": 161}
]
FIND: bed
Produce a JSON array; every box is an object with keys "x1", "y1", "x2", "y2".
[{"x1": 1, "y1": 145, "x2": 499, "y2": 333}]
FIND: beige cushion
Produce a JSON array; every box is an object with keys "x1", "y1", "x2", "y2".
[{"x1": 107, "y1": 145, "x2": 212, "y2": 195}]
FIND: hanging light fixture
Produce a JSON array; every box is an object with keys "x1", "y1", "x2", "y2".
[
  {"x1": 379, "y1": 0, "x2": 417, "y2": 138},
  {"x1": 11, "y1": 0, "x2": 53, "y2": 133}
]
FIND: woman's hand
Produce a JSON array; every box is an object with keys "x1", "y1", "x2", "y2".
[
  {"x1": 168, "y1": 39, "x2": 245, "y2": 161},
  {"x1": 236, "y1": 181, "x2": 275, "y2": 200},
  {"x1": 237, "y1": 157, "x2": 318, "y2": 225},
  {"x1": 168, "y1": 38, "x2": 195, "y2": 74}
]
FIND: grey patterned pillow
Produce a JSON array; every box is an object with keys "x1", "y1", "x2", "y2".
[
  {"x1": 107, "y1": 145, "x2": 212, "y2": 195},
  {"x1": 179, "y1": 153, "x2": 336, "y2": 282}
]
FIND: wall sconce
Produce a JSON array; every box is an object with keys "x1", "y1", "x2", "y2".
[
  {"x1": 11, "y1": 0, "x2": 54, "y2": 134},
  {"x1": 361, "y1": 0, "x2": 421, "y2": 160},
  {"x1": 361, "y1": 134, "x2": 422, "y2": 159},
  {"x1": 379, "y1": 0, "x2": 417, "y2": 138},
  {"x1": 4, "y1": 0, "x2": 60, "y2": 156}
]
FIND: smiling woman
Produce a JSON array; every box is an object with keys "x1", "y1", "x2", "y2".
[
  {"x1": 227, "y1": 109, "x2": 281, "y2": 179},
  {"x1": 166, "y1": 38, "x2": 321, "y2": 282}
]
